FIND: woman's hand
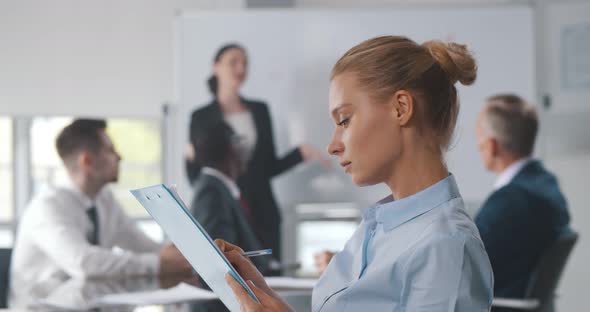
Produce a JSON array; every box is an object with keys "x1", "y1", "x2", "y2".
[
  {"x1": 225, "y1": 274, "x2": 295, "y2": 312},
  {"x1": 215, "y1": 239, "x2": 295, "y2": 312},
  {"x1": 299, "y1": 144, "x2": 332, "y2": 168},
  {"x1": 215, "y1": 239, "x2": 268, "y2": 291}
]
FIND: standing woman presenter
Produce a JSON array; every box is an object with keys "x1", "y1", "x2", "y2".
[{"x1": 187, "y1": 44, "x2": 328, "y2": 266}]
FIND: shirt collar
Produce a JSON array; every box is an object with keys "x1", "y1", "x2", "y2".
[
  {"x1": 61, "y1": 175, "x2": 95, "y2": 210},
  {"x1": 368, "y1": 174, "x2": 461, "y2": 232},
  {"x1": 201, "y1": 167, "x2": 241, "y2": 199},
  {"x1": 493, "y1": 157, "x2": 533, "y2": 190}
]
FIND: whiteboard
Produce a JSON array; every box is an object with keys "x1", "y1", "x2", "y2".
[{"x1": 174, "y1": 8, "x2": 535, "y2": 209}]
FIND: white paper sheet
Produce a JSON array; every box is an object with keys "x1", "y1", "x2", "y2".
[
  {"x1": 97, "y1": 283, "x2": 218, "y2": 306},
  {"x1": 265, "y1": 277, "x2": 317, "y2": 290}
]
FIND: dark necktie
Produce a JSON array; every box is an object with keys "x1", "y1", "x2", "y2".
[
  {"x1": 239, "y1": 194, "x2": 254, "y2": 224},
  {"x1": 87, "y1": 205, "x2": 99, "y2": 245}
]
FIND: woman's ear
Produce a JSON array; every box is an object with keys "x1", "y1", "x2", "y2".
[{"x1": 390, "y1": 90, "x2": 414, "y2": 127}]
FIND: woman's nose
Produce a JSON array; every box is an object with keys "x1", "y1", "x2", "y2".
[{"x1": 327, "y1": 132, "x2": 344, "y2": 156}]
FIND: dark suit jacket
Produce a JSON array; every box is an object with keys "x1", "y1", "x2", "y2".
[
  {"x1": 189, "y1": 172, "x2": 270, "y2": 273},
  {"x1": 475, "y1": 160, "x2": 570, "y2": 302},
  {"x1": 187, "y1": 98, "x2": 303, "y2": 260}
]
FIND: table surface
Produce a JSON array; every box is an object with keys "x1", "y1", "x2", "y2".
[{"x1": 20, "y1": 275, "x2": 313, "y2": 312}]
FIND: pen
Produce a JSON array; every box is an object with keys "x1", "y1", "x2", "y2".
[{"x1": 242, "y1": 249, "x2": 273, "y2": 258}]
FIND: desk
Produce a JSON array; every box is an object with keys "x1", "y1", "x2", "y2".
[{"x1": 26, "y1": 276, "x2": 313, "y2": 312}]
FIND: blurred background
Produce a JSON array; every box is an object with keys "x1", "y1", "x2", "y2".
[{"x1": 0, "y1": 0, "x2": 589, "y2": 310}]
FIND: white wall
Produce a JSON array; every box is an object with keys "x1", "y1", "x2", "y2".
[
  {"x1": 0, "y1": 0, "x2": 243, "y2": 118},
  {"x1": 537, "y1": 1, "x2": 590, "y2": 310},
  {"x1": 175, "y1": 7, "x2": 534, "y2": 207}
]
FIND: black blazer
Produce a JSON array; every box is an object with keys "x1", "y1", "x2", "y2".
[
  {"x1": 475, "y1": 160, "x2": 570, "y2": 302},
  {"x1": 187, "y1": 98, "x2": 303, "y2": 260},
  {"x1": 189, "y1": 173, "x2": 270, "y2": 273}
]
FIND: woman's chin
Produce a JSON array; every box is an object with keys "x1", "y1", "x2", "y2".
[{"x1": 351, "y1": 174, "x2": 378, "y2": 187}]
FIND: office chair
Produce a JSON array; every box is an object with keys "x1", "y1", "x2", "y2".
[
  {"x1": 492, "y1": 230, "x2": 579, "y2": 312},
  {"x1": 0, "y1": 248, "x2": 11, "y2": 308}
]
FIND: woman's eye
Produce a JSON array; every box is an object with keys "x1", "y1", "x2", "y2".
[{"x1": 338, "y1": 118, "x2": 350, "y2": 127}]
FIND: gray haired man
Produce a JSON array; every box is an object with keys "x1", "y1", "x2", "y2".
[{"x1": 474, "y1": 94, "x2": 570, "y2": 308}]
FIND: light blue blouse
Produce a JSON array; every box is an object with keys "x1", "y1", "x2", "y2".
[{"x1": 312, "y1": 175, "x2": 493, "y2": 311}]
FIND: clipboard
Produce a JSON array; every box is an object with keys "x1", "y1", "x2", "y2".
[{"x1": 130, "y1": 184, "x2": 257, "y2": 311}]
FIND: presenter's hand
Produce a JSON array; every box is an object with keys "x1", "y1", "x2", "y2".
[{"x1": 299, "y1": 144, "x2": 331, "y2": 168}]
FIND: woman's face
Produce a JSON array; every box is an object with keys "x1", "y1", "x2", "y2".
[
  {"x1": 327, "y1": 73, "x2": 403, "y2": 186},
  {"x1": 213, "y1": 48, "x2": 248, "y2": 91}
]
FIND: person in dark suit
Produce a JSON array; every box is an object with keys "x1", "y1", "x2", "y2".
[
  {"x1": 186, "y1": 43, "x2": 329, "y2": 262},
  {"x1": 188, "y1": 120, "x2": 271, "y2": 274},
  {"x1": 474, "y1": 94, "x2": 570, "y2": 307}
]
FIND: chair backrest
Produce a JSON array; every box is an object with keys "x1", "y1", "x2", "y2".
[
  {"x1": 0, "y1": 248, "x2": 11, "y2": 308},
  {"x1": 524, "y1": 230, "x2": 578, "y2": 305}
]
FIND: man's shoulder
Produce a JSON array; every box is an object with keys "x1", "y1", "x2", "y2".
[
  {"x1": 478, "y1": 184, "x2": 534, "y2": 219},
  {"x1": 21, "y1": 186, "x2": 81, "y2": 223},
  {"x1": 192, "y1": 174, "x2": 232, "y2": 200},
  {"x1": 489, "y1": 183, "x2": 530, "y2": 201}
]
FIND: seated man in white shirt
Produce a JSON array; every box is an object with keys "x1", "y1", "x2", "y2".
[{"x1": 9, "y1": 119, "x2": 193, "y2": 307}]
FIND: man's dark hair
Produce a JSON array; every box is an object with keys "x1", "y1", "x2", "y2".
[
  {"x1": 55, "y1": 119, "x2": 107, "y2": 163},
  {"x1": 193, "y1": 121, "x2": 235, "y2": 169}
]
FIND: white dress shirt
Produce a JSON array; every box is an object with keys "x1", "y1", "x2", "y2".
[
  {"x1": 493, "y1": 157, "x2": 533, "y2": 190},
  {"x1": 9, "y1": 178, "x2": 162, "y2": 307}
]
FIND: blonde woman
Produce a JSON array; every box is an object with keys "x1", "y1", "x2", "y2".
[{"x1": 218, "y1": 36, "x2": 494, "y2": 312}]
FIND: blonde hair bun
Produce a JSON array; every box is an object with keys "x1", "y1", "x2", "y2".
[{"x1": 422, "y1": 40, "x2": 477, "y2": 86}]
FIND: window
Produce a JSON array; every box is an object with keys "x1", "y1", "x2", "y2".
[
  {"x1": 296, "y1": 221, "x2": 358, "y2": 276},
  {"x1": 0, "y1": 117, "x2": 13, "y2": 247},
  {"x1": 293, "y1": 203, "x2": 360, "y2": 276},
  {"x1": 30, "y1": 116, "x2": 163, "y2": 241},
  {"x1": 106, "y1": 119, "x2": 162, "y2": 218},
  {"x1": 30, "y1": 117, "x2": 72, "y2": 194}
]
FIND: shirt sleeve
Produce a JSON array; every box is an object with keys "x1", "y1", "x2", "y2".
[
  {"x1": 401, "y1": 234, "x2": 493, "y2": 312},
  {"x1": 259, "y1": 103, "x2": 303, "y2": 178},
  {"x1": 30, "y1": 197, "x2": 160, "y2": 279}
]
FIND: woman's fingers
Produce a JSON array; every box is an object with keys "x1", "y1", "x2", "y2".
[
  {"x1": 215, "y1": 239, "x2": 244, "y2": 254},
  {"x1": 225, "y1": 273, "x2": 260, "y2": 310},
  {"x1": 225, "y1": 250, "x2": 257, "y2": 274},
  {"x1": 247, "y1": 280, "x2": 275, "y2": 305}
]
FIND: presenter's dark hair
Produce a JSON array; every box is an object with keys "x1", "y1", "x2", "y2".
[{"x1": 207, "y1": 43, "x2": 246, "y2": 96}]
